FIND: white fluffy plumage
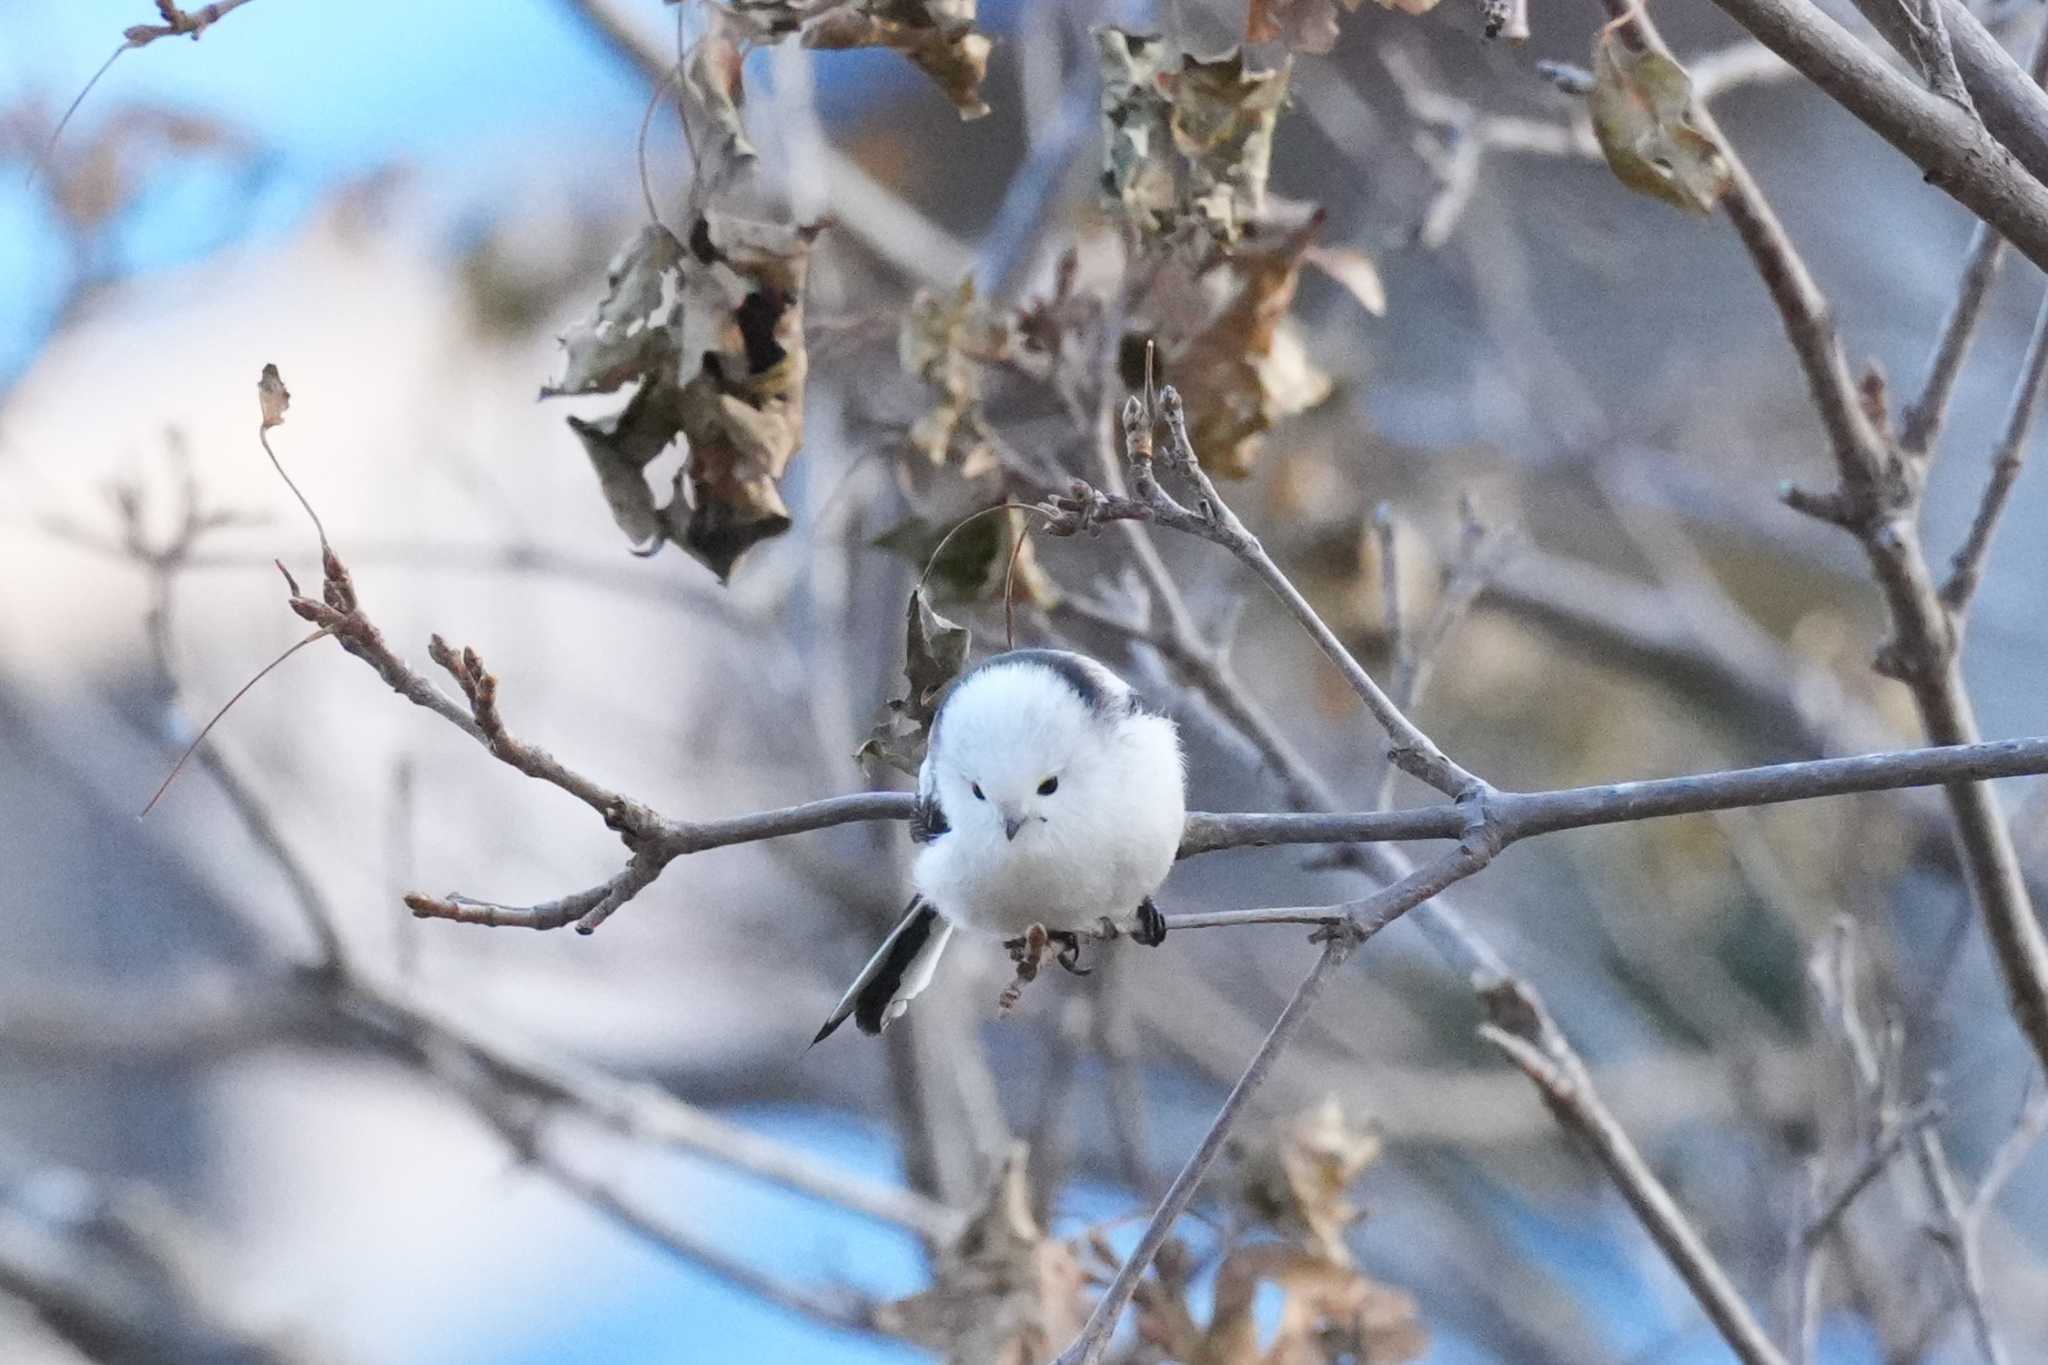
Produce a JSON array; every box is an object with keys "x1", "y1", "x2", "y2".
[{"x1": 814, "y1": 649, "x2": 1185, "y2": 1041}]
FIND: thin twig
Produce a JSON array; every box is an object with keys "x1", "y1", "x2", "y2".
[
  {"x1": 1902, "y1": 223, "x2": 2006, "y2": 460},
  {"x1": 1071, "y1": 387, "x2": 1483, "y2": 798},
  {"x1": 1800, "y1": 1099, "x2": 1944, "y2": 1252},
  {"x1": 1941, "y1": 291, "x2": 2048, "y2": 613},
  {"x1": 1052, "y1": 932, "x2": 1357, "y2": 1365},
  {"x1": 1482, "y1": 980, "x2": 1791, "y2": 1365}
]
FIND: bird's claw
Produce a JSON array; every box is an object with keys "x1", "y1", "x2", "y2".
[
  {"x1": 1050, "y1": 930, "x2": 1090, "y2": 976},
  {"x1": 1133, "y1": 897, "x2": 1169, "y2": 947}
]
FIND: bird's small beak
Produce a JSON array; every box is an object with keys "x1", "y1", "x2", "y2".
[{"x1": 1003, "y1": 813, "x2": 1025, "y2": 841}]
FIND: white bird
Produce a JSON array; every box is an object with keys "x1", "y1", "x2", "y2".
[{"x1": 813, "y1": 649, "x2": 1186, "y2": 1042}]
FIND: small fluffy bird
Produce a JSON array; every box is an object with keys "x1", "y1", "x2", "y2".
[{"x1": 813, "y1": 649, "x2": 1185, "y2": 1041}]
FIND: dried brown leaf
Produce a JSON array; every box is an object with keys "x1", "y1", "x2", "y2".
[
  {"x1": 1589, "y1": 33, "x2": 1731, "y2": 215},
  {"x1": 544, "y1": 224, "x2": 685, "y2": 397},
  {"x1": 564, "y1": 376, "x2": 683, "y2": 549},
  {"x1": 857, "y1": 586, "x2": 970, "y2": 775},
  {"x1": 872, "y1": 1145, "x2": 1086, "y2": 1364},
  {"x1": 257, "y1": 363, "x2": 290, "y2": 430},
  {"x1": 680, "y1": 17, "x2": 758, "y2": 195},
  {"x1": 1140, "y1": 210, "x2": 1333, "y2": 477},
  {"x1": 1096, "y1": 30, "x2": 1291, "y2": 244},
  {"x1": 1171, "y1": 49, "x2": 1291, "y2": 241},
  {"x1": 545, "y1": 210, "x2": 820, "y2": 578},
  {"x1": 900, "y1": 276, "x2": 1013, "y2": 476},
  {"x1": 1234, "y1": 1097, "x2": 1382, "y2": 1264},
  {"x1": 1228, "y1": 1245, "x2": 1427, "y2": 1365},
  {"x1": 1097, "y1": 29, "x2": 1180, "y2": 234},
  {"x1": 667, "y1": 211, "x2": 822, "y2": 578},
  {"x1": 803, "y1": 1, "x2": 993, "y2": 120}
]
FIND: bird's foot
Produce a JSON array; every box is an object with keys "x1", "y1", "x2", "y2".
[
  {"x1": 1133, "y1": 897, "x2": 1169, "y2": 947},
  {"x1": 1048, "y1": 929, "x2": 1090, "y2": 977},
  {"x1": 999, "y1": 924, "x2": 1050, "y2": 1016}
]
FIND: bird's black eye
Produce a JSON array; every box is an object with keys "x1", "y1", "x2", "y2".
[
  {"x1": 972, "y1": 783, "x2": 985, "y2": 800},
  {"x1": 1038, "y1": 776, "x2": 1059, "y2": 796}
]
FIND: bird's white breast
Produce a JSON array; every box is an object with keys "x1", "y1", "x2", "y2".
[{"x1": 914, "y1": 711, "x2": 1184, "y2": 936}]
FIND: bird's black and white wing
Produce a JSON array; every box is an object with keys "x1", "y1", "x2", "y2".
[{"x1": 810, "y1": 896, "x2": 955, "y2": 1043}]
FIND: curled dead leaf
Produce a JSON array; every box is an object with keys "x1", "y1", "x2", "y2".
[
  {"x1": 257, "y1": 363, "x2": 290, "y2": 430},
  {"x1": 1215, "y1": 1245, "x2": 1427, "y2": 1365},
  {"x1": 857, "y1": 586, "x2": 970, "y2": 775},
  {"x1": 872, "y1": 1145, "x2": 1086, "y2": 1364},
  {"x1": 1171, "y1": 49, "x2": 1291, "y2": 242},
  {"x1": 544, "y1": 224, "x2": 685, "y2": 398},
  {"x1": 679, "y1": 14, "x2": 757, "y2": 195},
  {"x1": 1097, "y1": 29, "x2": 1181, "y2": 234},
  {"x1": 1589, "y1": 32, "x2": 1731, "y2": 215},
  {"x1": 547, "y1": 211, "x2": 822, "y2": 580},
  {"x1": 565, "y1": 376, "x2": 682, "y2": 550},
  {"x1": 1135, "y1": 209, "x2": 1334, "y2": 478}
]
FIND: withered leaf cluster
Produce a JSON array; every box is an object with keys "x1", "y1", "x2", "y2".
[
  {"x1": 1097, "y1": 30, "x2": 1290, "y2": 244},
  {"x1": 899, "y1": 276, "x2": 1013, "y2": 477},
  {"x1": 873, "y1": 274, "x2": 1063, "y2": 607},
  {"x1": 547, "y1": 2, "x2": 1000, "y2": 580},
  {"x1": 1589, "y1": 29, "x2": 1732, "y2": 215},
  {"x1": 1096, "y1": 28, "x2": 1380, "y2": 477},
  {"x1": 552, "y1": 214, "x2": 822, "y2": 580},
  {"x1": 1134, "y1": 210, "x2": 1336, "y2": 479},
  {"x1": 545, "y1": 9, "x2": 836, "y2": 582},
  {"x1": 873, "y1": 1145, "x2": 1088, "y2": 1365},
  {"x1": 1124, "y1": 1099, "x2": 1426, "y2": 1365},
  {"x1": 857, "y1": 586, "x2": 970, "y2": 775}
]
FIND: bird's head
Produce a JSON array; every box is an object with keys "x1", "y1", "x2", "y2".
[{"x1": 928, "y1": 652, "x2": 1121, "y2": 843}]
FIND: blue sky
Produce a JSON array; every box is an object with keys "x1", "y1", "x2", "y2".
[{"x1": 0, "y1": 0, "x2": 924, "y2": 380}]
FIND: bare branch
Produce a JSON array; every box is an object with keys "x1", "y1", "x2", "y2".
[
  {"x1": 1914, "y1": 1117, "x2": 2018, "y2": 1365},
  {"x1": 1700, "y1": 0, "x2": 2048, "y2": 272},
  {"x1": 1903, "y1": 225, "x2": 2005, "y2": 459},
  {"x1": 1941, "y1": 293, "x2": 2048, "y2": 614},
  {"x1": 1058, "y1": 388, "x2": 1484, "y2": 798},
  {"x1": 1481, "y1": 979, "x2": 1790, "y2": 1365},
  {"x1": 1800, "y1": 1099, "x2": 1944, "y2": 1252},
  {"x1": 1610, "y1": 0, "x2": 2048, "y2": 1090},
  {"x1": 1850, "y1": 0, "x2": 2048, "y2": 182},
  {"x1": 1971, "y1": 1087, "x2": 2048, "y2": 1219}
]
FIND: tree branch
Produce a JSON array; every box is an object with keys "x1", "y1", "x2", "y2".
[
  {"x1": 1941, "y1": 290, "x2": 2048, "y2": 614},
  {"x1": 1609, "y1": 0, "x2": 2048, "y2": 1090},
  {"x1": 1052, "y1": 932, "x2": 1357, "y2": 1365},
  {"x1": 1481, "y1": 980, "x2": 1789, "y2": 1365},
  {"x1": 1700, "y1": 0, "x2": 2048, "y2": 273}
]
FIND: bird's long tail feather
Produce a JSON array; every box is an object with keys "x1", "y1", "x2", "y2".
[{"x1": 812, "y1": 897, "x2": 953, "y2": 1044}]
